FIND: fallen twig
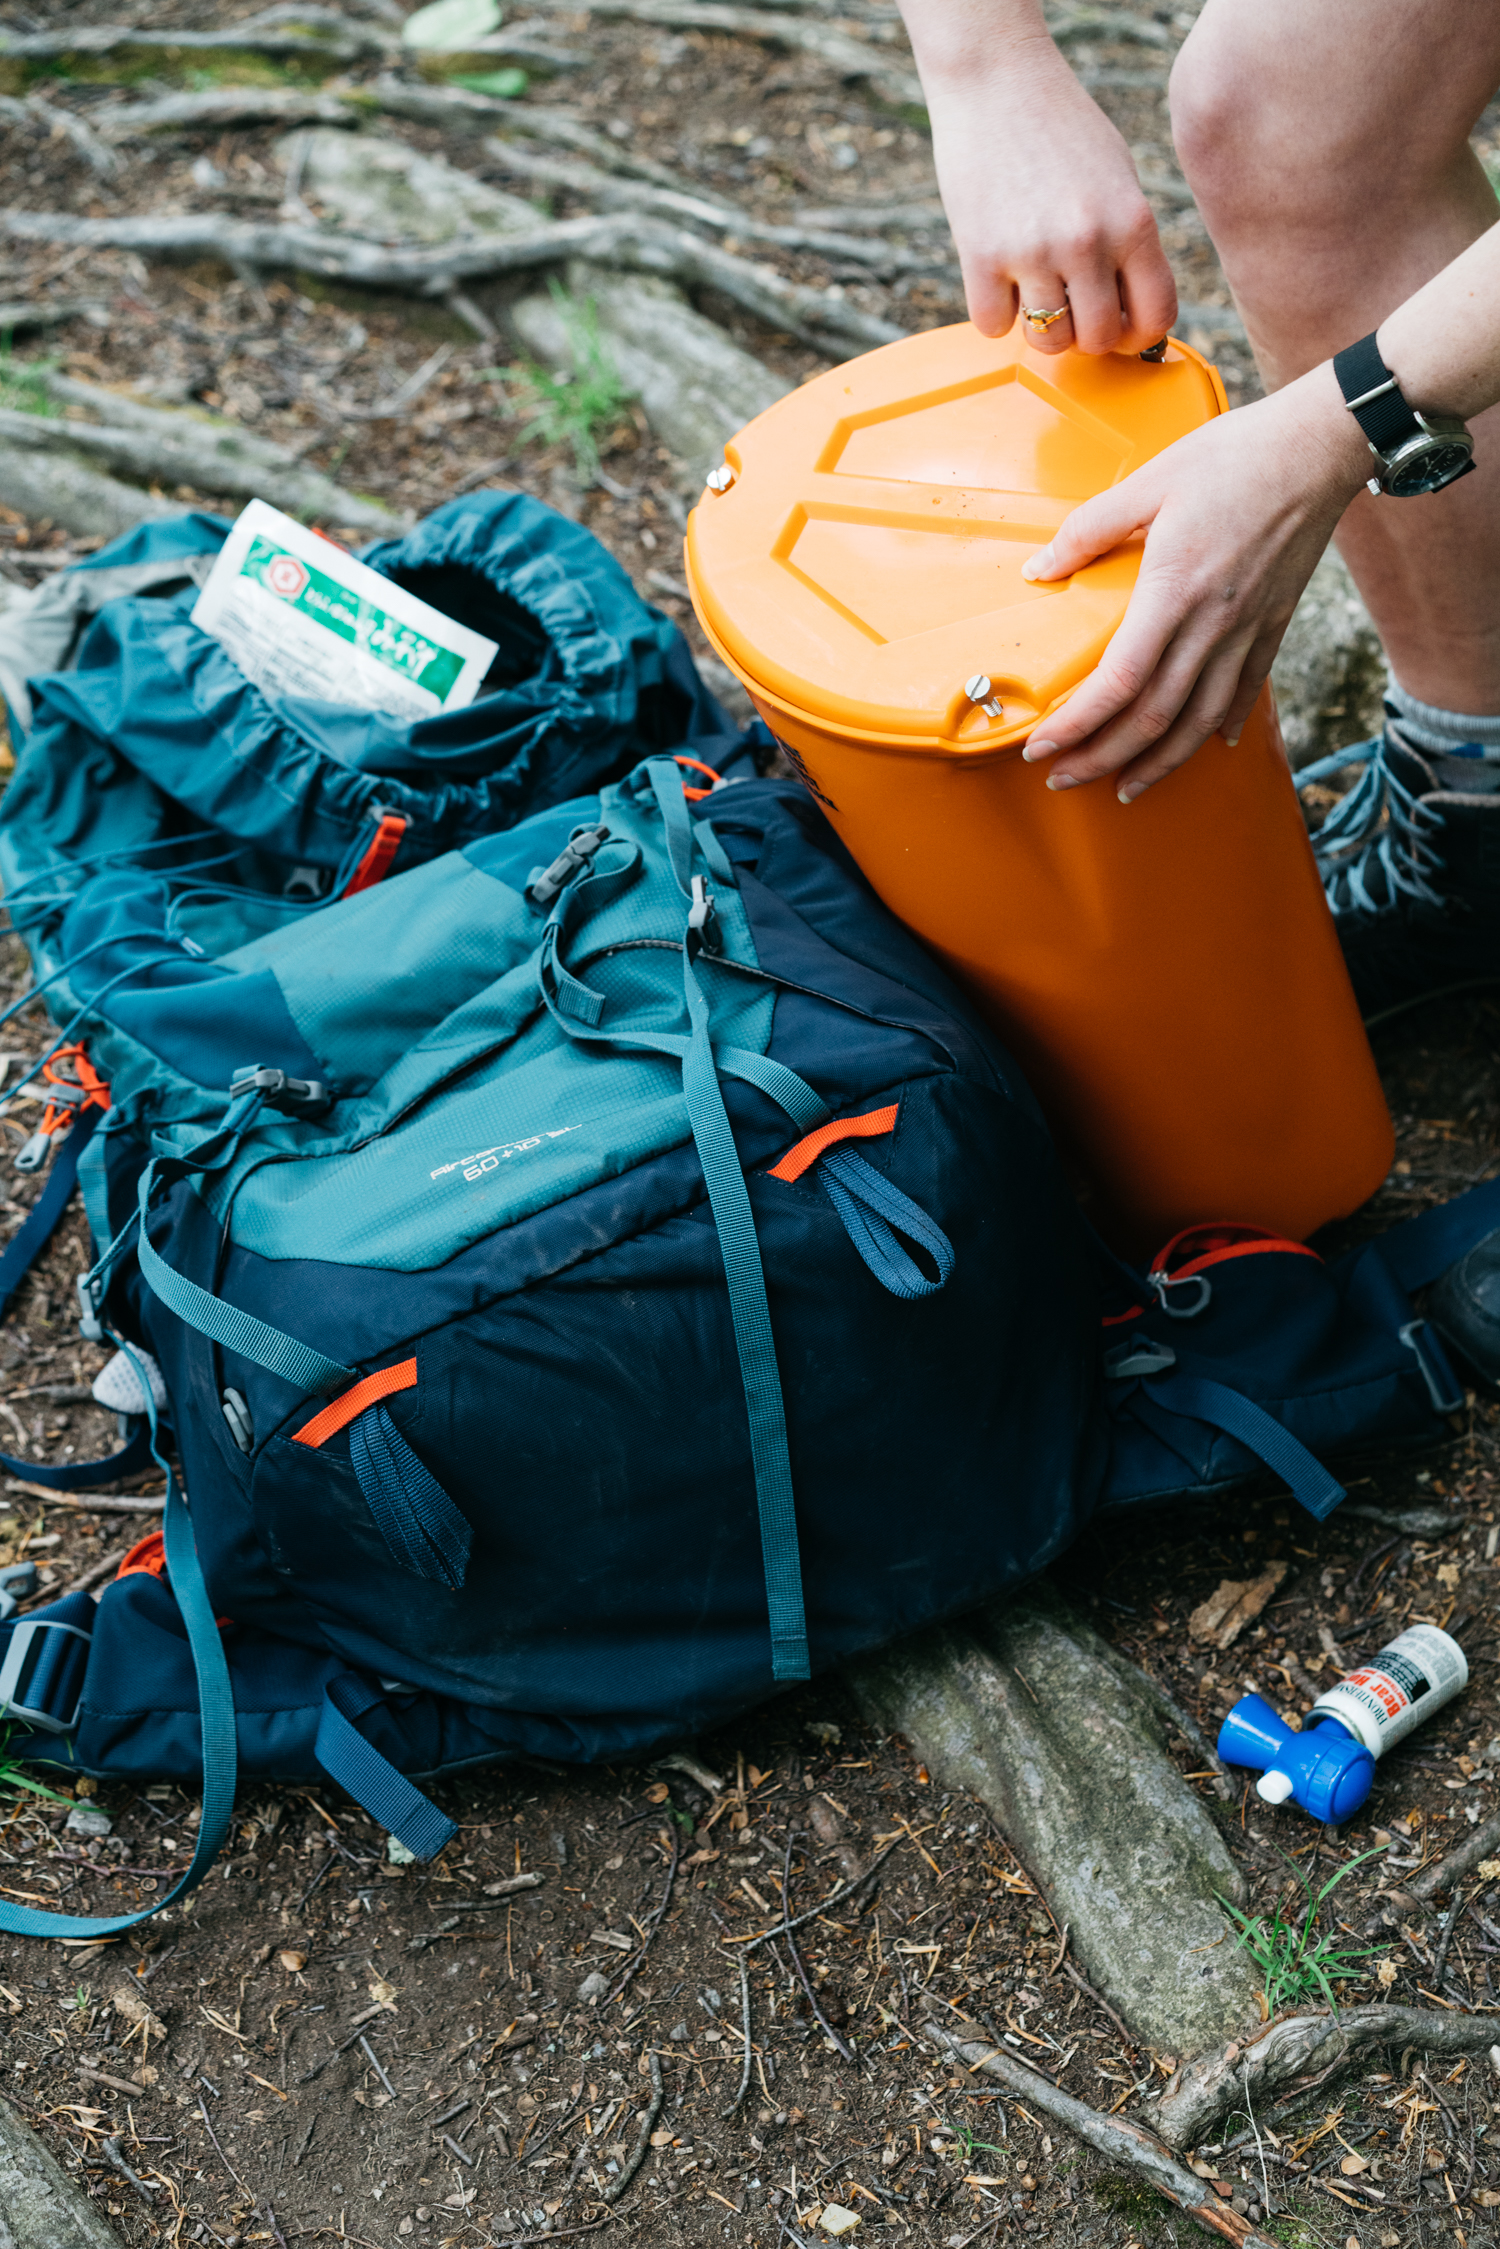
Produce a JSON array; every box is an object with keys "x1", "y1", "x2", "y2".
[
  {"x1": 100, "y1": 2134, "x2": 155, "y2": 2201},
  {"x1": 3, "y1": 1485, "x2": 165, "y2": 1511},
  {"x1": 358, "y1": 2036, "x2": 394, "y2": 2097},
  {"x1": 602, "y1": 2049, "x2": 662, "y2": 2205},
  {"x1": 725, "y1": 1835, "x2": 902, "y2": 1947},
  {"x1": 1061, "y1": 1959, "x2": 1137, "y2": 2048},
  {"x1": 0, "y1": 210, "x2": 903, "y2": 354},
  {"x1": 608, "y1": 1824, "x2": 679, "y2": 2001},
  {"x1": 1154, "y1": 2002, "x2": 1500, "y2": 2150},
  {"x1": 323, "y1": 342, "x2": 454, "y2": 424},
  {"x1": 0, "y1": 95, "x2": 118, "y2": 180},
  {"x1": 1410, "y1": 1813, "x2": 1500, "y2": 1902},
  {"x1": 921, "y1": 2014, "x2": 1278, "y2": 2248},
  {"x1": 83, "y1": 2068, "x2": 146, "y2": 2099},
  {"x1": 718, "y1": 1951, "x2": 753, "y2": 2119},
  {"x1": 780, "y1": 1830, "x2": 855, "y2": 2063},
  {"x1": 0, "y1": 299, "x2": 107, "y2": 336}
]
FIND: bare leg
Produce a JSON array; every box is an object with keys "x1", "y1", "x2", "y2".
[{"x1": 1170, "y1": 0, "x2": 1500, "y2": 714}]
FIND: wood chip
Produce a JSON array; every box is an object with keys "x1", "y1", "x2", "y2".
[{"x1": 1188, "y1": 1562, "x2": 1289, "y2": 1649}]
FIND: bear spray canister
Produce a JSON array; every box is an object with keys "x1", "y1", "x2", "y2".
[{"x1": 1217, "y1": 1625, "x2": 1469, "y2": 1823}]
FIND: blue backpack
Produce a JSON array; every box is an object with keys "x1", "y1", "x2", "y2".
[{"x1": 0, "y1": 500, "x2": 1489, "y2": 1947}]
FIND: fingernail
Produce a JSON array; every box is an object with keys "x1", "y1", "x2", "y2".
[
  {"x1": 1022, "y1": 738, "x2": 1058, "y2": 763},
  {"x1": 1021, "y1": 548, "x2": 1055, "y2": 582},
  {"x1": 1118, "y1": 781, "x2": 1149, "y2": 804},
  {"x1": 1046, "y1": 772, "x2": 1078, "y2": 792},
  {"x1": 1223, "y1": 729, "x2": 1242, "y2": 747}
]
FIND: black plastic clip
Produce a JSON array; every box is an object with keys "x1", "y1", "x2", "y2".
[
  {"x1": 77, "y1": 1271, "x2": 105, "y2": 1343},
  {"x1": 525, "y1": 824, "x2": 611, "y2": 909},
  {"x1": 0, "y1": 1611, "x2": 92, "y2": 1733},
  {"x1": 229, "y1": 1066, "x2": 332, "y2": 1119},
  {"x1": 1139, "y1": 338, "x2": 1169, "y2": 363}
]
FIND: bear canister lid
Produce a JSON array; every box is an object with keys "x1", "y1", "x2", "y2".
[{"x1": 685, "y1": 323, "x2": 1226, "y2": 753}]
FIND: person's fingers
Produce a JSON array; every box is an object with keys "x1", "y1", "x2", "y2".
[
  {"x1": 1116, "y1": 235, "x2": 1179, "y2": 354},
  {"x1": 1063, "y1": 266, "x2": 1126, "y2": 356},
  {"x1": 1112, "y1": 635, "x2": 1263, "y2": 802},
  {"x1": 1021, "y1": 470, "x2": 1161, "y2": 586},
  {"x1": 1046, "y1": 627, "x2": 1259, "y2": 794},
  {"x1": 1218, "y1": 628, "x2": 1283, "y2": 747},
  {"x1": 1021, "y1": 579, "x2": 1189, "y2": 767},
  {"x1": 961, "y1": 260, "x2": 1019, "y2": 340},
  {"x1": 1015, "y1": 272, "x2": 1073, "y2": 356}
]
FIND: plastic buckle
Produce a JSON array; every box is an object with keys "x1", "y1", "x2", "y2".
[
  {"x1": 1147, "y1": 1270, "x2": 1213, "y2": 1320},
  {"x1": 525, "y1": 824, "x2": 611, "y2": 909},
  {"x1": 228, "y1": 1065, "x2": 332, "y2": 1120},
  {"x1": 687, "y1": 876, "x2": 719, "y2": 954},
  {"x1": 1399, "y1": 1318, "x2": 1465, "y2": 1416},
  {"x1": 14, "y1": 1130, "x2": 55, "y2": 1175},
  {"x1": 0, "y1": 1563, "x2": 37, "y2": 1624},
  {"x1": 0, "y1": 1613, "x2": 92, "y2": 1734},
  {"x1": 76, "y1": 1271, "x2": 105, "y2": 1343},
  {"x1": 1103, "y1": 1336, "x2": 1178, "y2": 1381}
]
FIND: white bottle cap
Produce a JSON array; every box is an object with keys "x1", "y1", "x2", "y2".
[{"x1": 1256, "y1": 1770, "x2": 1296, "y2": 1804}]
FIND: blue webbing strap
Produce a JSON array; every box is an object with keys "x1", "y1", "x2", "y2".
[
  {"x1": 349, "y1": 1404, "x2": 472, "y2": 1590},
  {"x1": 0, "y1": 1465, "x2": 238, "y2": 1938},
  {"x1": 1151, "y1": 1371, "x2": 1346, "y2": 1521},
  {"x1": 0, "y1": 1103, "x2": 101, "y2": 1323},
  {"x1": 0, "y1": 1418, "x2": 155, "y2": 1492},
  {"x1": 1376, "y1": 1174, "x2": 1500, "y2": 1294},
  {"x1": 135, "y1": 1162, "x2": 355, "y2": 1399},
  {"x1": 315, "y1": 1675, "x2": 456, "y2": 1860},
  {"x1": 816, "y1": 1145, "x2": 955, "y2": 1301},
  {"x1": 644, "y1": 758, "x2": 810, "y2": 1680}
]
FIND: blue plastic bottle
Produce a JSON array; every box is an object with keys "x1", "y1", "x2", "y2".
[{"x1": 1217, "y1": 1624, "x2": 1467, "y2": 1823}]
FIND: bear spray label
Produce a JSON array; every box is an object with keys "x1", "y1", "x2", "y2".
[{"x1": 1307, "y1": 1624, "x2": 1468, "y2": 1759}]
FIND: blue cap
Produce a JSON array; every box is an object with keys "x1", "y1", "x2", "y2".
[{"x1": 1216, "y1": 1692, "x2": 1374, "y2": 1824}]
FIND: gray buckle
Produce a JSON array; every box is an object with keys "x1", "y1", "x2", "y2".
[
  {"x1": 1148, "y1": 1270, "x2": 1213, "y2": 1320},
  {"x1": 525, "y1": 824, "x2": 611, "y2": 909},
  {"x1": 1103, "y1": 1336, "x2": 1178, "y2": 1381},
  {"x1": 0, "y1": 1563, "x2": 36, "y2": 1624},
  {"x1": 0, "y1": 1614, "x2": 92, "y2": 1734},
  {"x1": 229, "y1": 1065, "x2": 331, "y2": 1119},
  {"x1": 1400, "y1": 1318, "x2": 1465, "y2": 1416}
]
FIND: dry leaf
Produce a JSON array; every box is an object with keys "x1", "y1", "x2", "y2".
[
  {"x1": 1437, "y1": 1563, "x2": 1461, "y2": 1588},
  {"x1": 367, "y1": 1977, "x2": 398, "y2": 2007},
  {"x1": 279, "y1": 1950, "x2": 307, "y2": 1973},
  {"x1": 1375, "y1": 1960, "x2": 1398, "y2": 1988},
  {"x1": 1340, "y1": 2153, "x2": 1370, "y2": 2175},
  {"x1": 645, "y1": 1781, "x2": 670, "y2": 1804},
  {"x1": 1188, "y1": 1562, "x2": 1289, "y2": 1649},
  {"x1": 649, "y1": 2129, "x2": 674, "y2": 2148},
  {"x1": 110, "y1": 1978, "x2": 167, "y2": 2042},
  {"x1": 1478, "y1": 1860, "x2": 1500, "y2": 1880},
  {"x1": 819, "y1": 2208, "x2": 861, "y2": 2238},
  {"x1": 1475, "y1": 2188, "x2": 1500, "y2": 2206}
]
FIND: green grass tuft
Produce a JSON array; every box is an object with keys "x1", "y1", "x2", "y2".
[
  {"x1": 489, "y1": 284, "x2": 633, "y2": 483},
  {"x1": 0, "y1": 341, "x2": 58, "y2": 416},
  {"x1": 1218, "y1": 1845, "x2": 1384, "y2": 2016}
]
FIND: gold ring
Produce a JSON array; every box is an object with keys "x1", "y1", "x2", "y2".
[{"x1": 1021, "y1": 303, "x2": 1069, "y2": 331}]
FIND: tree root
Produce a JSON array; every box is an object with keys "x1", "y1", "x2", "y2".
[
  {"x1": 2, "y1": 5, "x2": 386, "y2": 63},
  {"x1": 516, "y1": 0, "x2": 924, "y2": 105},
  {"x1": 1154, "y1": 2003, "x2": 1500, "y2": 2151},
  {"x1": 921, "y1": 2015, "x2": 1279, "y2": 2249},
  {"x1": 0, "y1": 209, "x2": 902, "y2": 354}
]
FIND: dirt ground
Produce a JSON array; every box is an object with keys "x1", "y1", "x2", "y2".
[{"x1": 2, "y1": 5, "x2": 1500, "y2": 2248}]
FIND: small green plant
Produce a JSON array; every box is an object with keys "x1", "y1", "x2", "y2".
[
  {"x1": 942, "y1": 2116, "x2": 1008, "y2": 2165},
  {"x1": 1219, "y1": 1846, "x2": 1384, "y2": 2015},
  {"x1": 0, "y1": 341, "x2": 58, "y2": 417},
  {"x1": 0, "y1": 1716, "x2": 73, "y2": 1804},
  {"x1": 65, "y1": 1982, "x2": 91, "y2": 2013},
  {"x1": 491, "y1": 284, "x2": 633, "y2": 483}
]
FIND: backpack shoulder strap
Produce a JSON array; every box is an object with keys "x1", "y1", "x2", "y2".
[{"x1": 1373, "y1": 1175, "x2": 1500, "y2": 1293}]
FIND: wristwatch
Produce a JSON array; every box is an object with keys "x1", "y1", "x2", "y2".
[{"x1": 1333, "y1": 332, "x2": 1476, "y2": 497}]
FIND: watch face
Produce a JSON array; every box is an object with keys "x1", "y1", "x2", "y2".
[{"x1": 1387, "y1": 440, "x2": 1474, "y2": 497}]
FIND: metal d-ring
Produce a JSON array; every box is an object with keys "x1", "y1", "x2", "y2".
[{"x1": 1148, "y1": 1270, "x2": 1213, "y2": 1320}]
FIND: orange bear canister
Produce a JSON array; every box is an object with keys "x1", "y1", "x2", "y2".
[{"x1": 684, "y1": 323, "x2": 1393, "y2": 1252}]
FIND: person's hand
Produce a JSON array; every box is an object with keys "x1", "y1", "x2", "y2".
[
  {"x1": 922, "y1": 40, "x2": 1178, "y2": 354},
  {"x1": 1018, "y1": 363, "x2": 1375, "y2": 800}
]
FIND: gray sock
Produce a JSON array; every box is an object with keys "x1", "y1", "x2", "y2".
[{"x1": 1387, "y1": 674, "x2": 1500, "y2": 761}]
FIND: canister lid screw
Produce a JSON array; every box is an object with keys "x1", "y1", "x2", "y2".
[
  {"x1": 705, "y1": 462, "x2": 736, "y2": 493},
  {"x1": 964, "y1": 673, "x2": 1004, "y2": 720}
]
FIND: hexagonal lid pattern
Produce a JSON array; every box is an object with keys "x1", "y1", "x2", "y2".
[{"x1": 685, "y1": 323, "x2": 1225, "y2": 752}]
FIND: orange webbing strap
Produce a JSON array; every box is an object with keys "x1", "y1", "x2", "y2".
[
  {"x1": 345, "y1": 813, "x2": 409, "y2": 896},
  {"x1": 767, "y1": 1104, "x2": 899, "y2": 1184},
  {"x1": 293, "y1": 1358, "x2": 418, "y2": 1449}
]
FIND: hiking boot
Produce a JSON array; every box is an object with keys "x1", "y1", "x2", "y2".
[
  {"x1": 1429, "y1": 1226, "x2": 1500, "y2": 1386},
  {"x1": 1299, "y1": 724, "x2": 1500, "y2": 1025}
]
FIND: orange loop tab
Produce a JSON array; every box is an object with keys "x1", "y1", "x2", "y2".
[
  {"x1": 768, "y1": 1103, "x2": 898, "y2": 1184},
  {"x1": 346, "y1": 813, "x2": 408, "y2": 896},
  {"x1": 293, "y1": 1358, "x2": 417, "y2": 1448}
]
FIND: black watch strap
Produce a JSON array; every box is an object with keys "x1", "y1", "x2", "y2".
[{"x1": 1333, "y1": 332, "x2": 1420, "y2": 454}]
